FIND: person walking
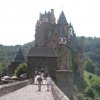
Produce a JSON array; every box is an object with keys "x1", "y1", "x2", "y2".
[
  {"x1": 36, "y1": 75, "x2": 43, "y2": 91},
  {"x1": 46, "y1": 75, "x2": 52, "y2": 91}
]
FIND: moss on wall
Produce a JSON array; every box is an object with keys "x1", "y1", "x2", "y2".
[
  {"x1": 57, "y1": 47, "x2": 67, "y2": 69},
  {"x1": 71, "y1": 50, "x2": 78, "y2": 72}
]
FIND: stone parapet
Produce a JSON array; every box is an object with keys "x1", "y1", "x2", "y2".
[
  {"x1": 56, "y1": 70, "x2": 73, "y2": 100},
  {"x1": 51, "y1": 81, "x2": 69, "y2": 100},
  {"x1": 0, "y1": 80, "x2": 29, "y2": 97}
]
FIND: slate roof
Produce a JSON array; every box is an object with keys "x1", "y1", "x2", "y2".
[
  {"x1": 57, "y1": 11, "x2": 68, "y2": 25},
  {"x1": 28, "y1": 47, "x2": 57, "y2": 57},
  {"x1": 14, "y1": 48, "x2": 25, "y2": 62},
  {"x1": 57, "y1": 11, "x2": 68, "y2": 37}
]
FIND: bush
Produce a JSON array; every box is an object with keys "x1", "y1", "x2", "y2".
[
  {"x1": 88, "y1": 75, "x2": 92, "y2": 80},
  {"x1": 85, "y1": 87, "x2": 95, "y2": 98},
  {"x1": 15, "y1": 63, "x2": 27, "y2": 77},
  {"x1": 85, "y1": 60, "x2": 96, "y2": 74},
  {"x1": 91, "y1": 79, "x2": 100, "y2": 94}
]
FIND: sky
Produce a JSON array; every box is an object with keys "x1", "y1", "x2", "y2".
[{"x1": 0, "y1": 0, "x2": 100, "y2": 46}]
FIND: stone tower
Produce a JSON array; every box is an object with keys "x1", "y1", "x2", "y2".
[{"x1": 8, "y1": 48, "x2": 25, "y2": 76}]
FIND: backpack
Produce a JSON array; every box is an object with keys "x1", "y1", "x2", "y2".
[{"x1": 37, "y1": 77, "x2": 42, "y2": 82}]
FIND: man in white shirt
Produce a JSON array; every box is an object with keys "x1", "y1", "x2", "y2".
[{"x1": 46, "y1": 75, "x2": 52, "y2": 91}]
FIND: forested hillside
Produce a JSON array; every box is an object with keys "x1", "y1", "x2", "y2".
[
  {"x1": 76, "y1": 37, "x2": 100, "y2": 99},
  {"x1": 77, "y1": 37, "x2": 100, "y2": 75},
  {"x1": 84, "y1": 37, "x2": 100, "y2": 68}
]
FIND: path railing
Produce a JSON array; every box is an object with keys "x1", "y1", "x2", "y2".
[{"x1": 51, "y1": 81, "x2": 69, "y2": 100}]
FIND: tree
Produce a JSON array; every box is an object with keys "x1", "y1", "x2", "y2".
[
  {"x1": 85, "y1": 87, "x2": 95, "y2": 99},
  {"x1": 15, "y1": 63, "x2": 27, "y2": 77},
  {"x1": 85, "y1": 60, "x2": 96, "y2": 74}
]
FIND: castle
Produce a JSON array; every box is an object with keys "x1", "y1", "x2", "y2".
[{"x1": 27, "y1": 9, "x2": 84, "y2": 100}]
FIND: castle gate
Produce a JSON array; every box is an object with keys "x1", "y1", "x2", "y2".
[{"x1": 27, "y1": 47, "x2": 57, "y2": 82}]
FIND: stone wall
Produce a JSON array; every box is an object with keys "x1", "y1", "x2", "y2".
[
  {"x1": 51, "y1": 81, "x2": 69, "y2": 100},
  {"x1": 56, "y1": 70, "x2": 73, "y2": 100},
  {"x1": 0, "y1": 80, "x2": 29, "y2": 97}
]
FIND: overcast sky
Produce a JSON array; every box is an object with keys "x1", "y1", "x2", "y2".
[{"x1": 0, "y1": 0, "x2": 100, "y2": 46}]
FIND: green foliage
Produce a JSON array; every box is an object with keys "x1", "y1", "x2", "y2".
[
  {"x1": 0, "y1": 41, "x2": 33, "y2": 76},
  {"x1": 74, "y1": 71, "x2": 100, "y2": 99},
  {"x1": 83, "y1": 37, "x2": 100, "y2": 52},
  {"x1": 73, "y1": 84, "x2": 84, "y2": 100},
  {"x1": 0, "y1": 45, "x2": 21, "y2": 76},
  {"x1": 91, "y1": 78, "x2": 100, "y2": 95},
  {"x1": 14, "y1": 63, "x2": 27, "y2": 77},
  {"x1": 84, "y1": 71, "x2": 100, "y2": 99},
  {"x1": 82, "y1": 37, "x2": 100, "y2": 72},
  {"x1": 0, "y1": 62, "x2": 8, "y2": 76},
  {"x1": 84, "y1": 60, "x2": 96, "y2": 74},
  {"x1": 85, "y1": 87, "x2": 95, "y2": 98}
]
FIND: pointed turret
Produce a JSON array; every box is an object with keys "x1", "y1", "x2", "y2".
[
  {"x1": 58, "y1": 11, "x2": 68, "y2": 45},
  {"x1": 14, "y1": 48, "x2": 25, "y2": 62},
  {"x1": 57, "y1": 11, "x2": 68, "y2": 25}
]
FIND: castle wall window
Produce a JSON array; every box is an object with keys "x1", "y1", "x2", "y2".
[{"x1": 59, "y1": 37, "x2": 66, "y2": 45}]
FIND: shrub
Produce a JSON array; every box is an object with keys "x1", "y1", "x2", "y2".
[
  {"x1": 91, "y1": 79, "x2": 100, "y2": 94},
  {"x1": 85, "y1": 60, "x2": 96, "y2": 74},
  {"x1": 15, "y1": 63, "x2": 27, "y2": 77},
  {"x1": 85, "y1": 87, "x2": 95, "y2": 98}
]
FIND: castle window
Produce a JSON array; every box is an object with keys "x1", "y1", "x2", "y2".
[{"x1": 59, "y1": 37, "x2": 66, "y2": 45}]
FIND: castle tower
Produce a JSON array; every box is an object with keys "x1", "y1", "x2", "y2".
[
  {"x1": 57, "y1": 11, "x2": 71, "y2": 70},
  {"x1": 8, "y1": 48, "x2": 25, "y2": 76},
  {"x1": 50, "y1": 9, "x2": 55, "y2": 24},
  {"x1": 27, "y1": 9, "x2": 84, "y2": 100},
  {"x1": 35, "y1": 9, "x2": 56, "y2": 47},
  {"x1": 57, "y1": 11, "x2": 69, "y2": 46}
]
